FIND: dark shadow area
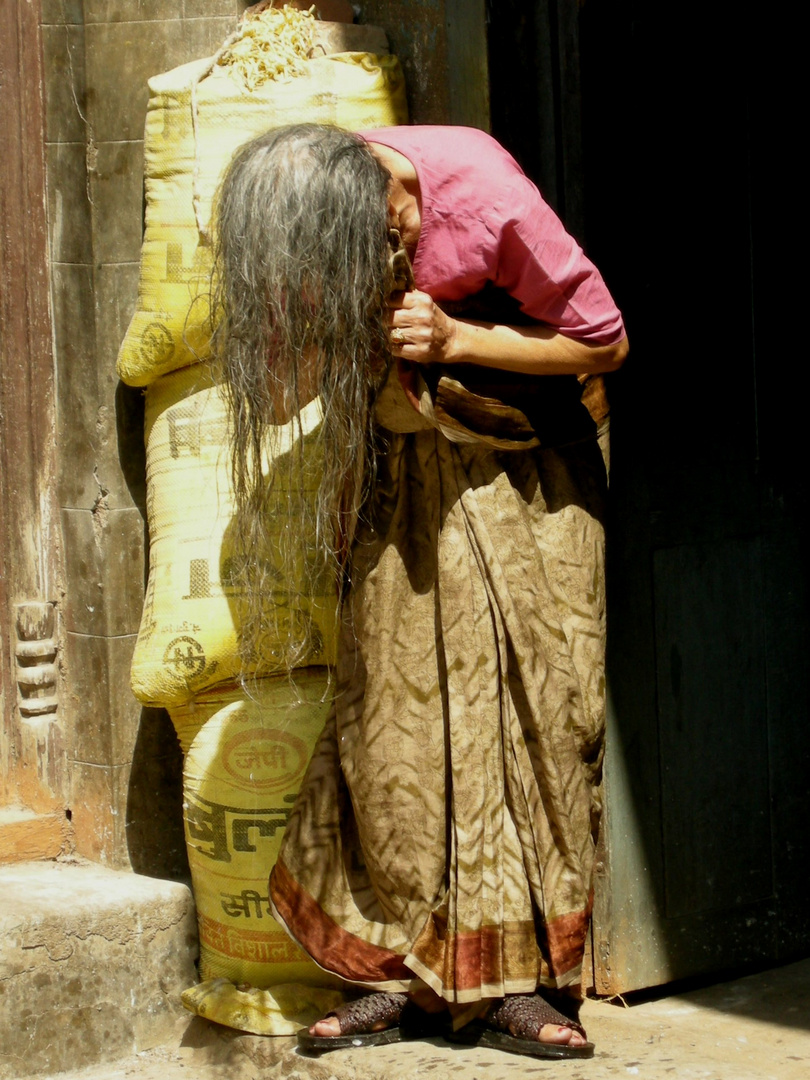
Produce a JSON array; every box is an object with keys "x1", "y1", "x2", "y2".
[
  {"x1": 118, "y1": 377, "x2": 189, "y2": 881},
  {"x1": 489, "y1": 0, "x2": 810, "y2": 1004},
  {"x1": 115, "y1": 379, "x2": 147, "y2": 513},
  {"x1": 487, "y1": 0, "x2": 584, "y2": 237},
  {"x1": 126, "y1": 705, "x2": 191, "y2": 883}
]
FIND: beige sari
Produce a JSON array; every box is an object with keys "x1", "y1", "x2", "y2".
[{"x1": 269, "y1": 367, "x2": 607, "y2": 1004}]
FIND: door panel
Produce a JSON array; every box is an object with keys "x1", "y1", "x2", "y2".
[{"x1": 654, "y1": 538, "x2": 772, "y2": 918}]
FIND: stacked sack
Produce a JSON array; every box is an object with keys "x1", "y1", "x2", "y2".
[{"x1": 119, "y1": 5, "x2": 408, "y2": 1033}]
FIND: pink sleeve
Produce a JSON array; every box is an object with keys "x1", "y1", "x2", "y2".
[{"x1": 494, "y1": 176, "x2": 625, "y2": 345}]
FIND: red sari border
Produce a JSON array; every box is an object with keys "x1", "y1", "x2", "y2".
[
  {"x1": 269, "y1": 857, "x2": 412, "y2": 984},
  {"x1": 545, "y1": 893, "x2": 594, "y2": 976}
]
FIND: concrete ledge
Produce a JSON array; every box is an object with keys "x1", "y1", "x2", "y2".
[{"x1": 0, "y1": 859, "x2": 198, "y2": 1079}]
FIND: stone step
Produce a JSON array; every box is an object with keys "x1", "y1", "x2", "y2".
[{"x1": 0, "y1": 859, "x2": 197, "y2": 1080}]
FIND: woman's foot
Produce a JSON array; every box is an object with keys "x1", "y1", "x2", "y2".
[
  {"x1": 309, "y1": 984, "x2": 447, "y2": 1038},
  {"x1": 308, "y1": 991, "x2": 408, "y2": 1038},
  {"x1": 299, "y1": 992, "x2": 439, "y2": 1053},
  {"x1": 487, "y1": 993, "x2": 589, "y2": 1048},
  {"x1": 308, "y1": 992, "x2": 408, "y2": 1038},
  {"x1": 447, "y1": 991, "x2": 594, "y2": 1060}
]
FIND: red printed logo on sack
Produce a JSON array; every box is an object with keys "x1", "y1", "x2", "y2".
[{"x1": 222, "y1": 728, "x2": 309, "y2": 791}]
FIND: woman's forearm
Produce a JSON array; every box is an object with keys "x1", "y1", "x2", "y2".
[
  {"x1": 388, "y1": 289, "x2": 628, "y2": 376},
  {"x1": 446, "y1": 317, "x2": 629, "y2": 376}
]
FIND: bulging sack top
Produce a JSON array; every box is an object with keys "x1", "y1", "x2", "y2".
[{"x1": 117, "y1": 9, "x2": 408, "y2": 387}]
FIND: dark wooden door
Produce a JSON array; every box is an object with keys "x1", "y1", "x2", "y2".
[
  {"x1": 487, "y1": 1, "x2": 810, "y2": 992},
  {"x1": 0, "y1": 0, "x2": 65, "y2": 849}
]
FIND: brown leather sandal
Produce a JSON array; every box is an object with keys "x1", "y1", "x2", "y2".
[
  {"x1": 297, "y1": 992, "x2": 437, "y2": 1053},
  {"x1": 448, "y1": 991, "x2": 595, "y2": 1060}
]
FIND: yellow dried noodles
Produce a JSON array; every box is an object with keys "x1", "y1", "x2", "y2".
[{"x1": 217, "y1": 6, "x2": 317, "y2": 90}]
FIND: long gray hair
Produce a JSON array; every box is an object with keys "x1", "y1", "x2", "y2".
[{"x1": 212, "y1": 124, "x2": 393, "y2": 670}]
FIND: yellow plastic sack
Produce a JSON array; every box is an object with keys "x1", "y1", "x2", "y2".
[
  {"x1": 168, "y1": 683, "x2": 253, "y2": 756},
  {"x1": 117, "y1": 44, "x2": 408, "y2": 387},
  {"x1": 182, "y1": 670, "x2": 337, "y2": 989},
  {"x1": 181, "y1": 978, "x2": 344, "y2": 1036},
  {"x1": 131, "y1": 364, "x2": 339, "y2": 707}
]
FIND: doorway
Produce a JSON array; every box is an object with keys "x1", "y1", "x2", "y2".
[{"x1": 487, "y1": 0, "x2": 810, "y2": 992}]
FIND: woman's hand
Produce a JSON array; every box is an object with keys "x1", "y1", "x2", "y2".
[{"x1": 387, "y1": 290, "x2": 458, "y2": 365}]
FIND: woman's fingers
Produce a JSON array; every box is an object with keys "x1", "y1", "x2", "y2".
[{"x1": 387, "y1": 291, "x2": 455, "y2": 363}]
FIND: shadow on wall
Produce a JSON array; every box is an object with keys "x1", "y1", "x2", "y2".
[
  {"x1": 116, "y1": 381, "x2": 147, "y2": 514},
  {"x1": 117, "y1": 382, "x2": 189, "y2": 880},
  {"x1": 126, "y1": 706, "x2": 190, "y2": 883}
]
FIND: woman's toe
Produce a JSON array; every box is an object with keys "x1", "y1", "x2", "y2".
[
  {"x1": 537, "y1": 1023, "x2": 585, "y2": 1045},
  {"x1": 309, "y1": 1015, "x2": 342, "y2": 1037}
]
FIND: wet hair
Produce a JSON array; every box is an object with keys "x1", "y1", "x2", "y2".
[{"x1": 212, "y1": 123, "x2": 392, "y2": 671}]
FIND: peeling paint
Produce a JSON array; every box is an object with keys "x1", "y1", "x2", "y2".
[
  {"x1": 91, "y1": 466, "x2": 109, "y2": 545},
  {"x1": 85, "y1": 137, "x2": 98, "y2": 174}
]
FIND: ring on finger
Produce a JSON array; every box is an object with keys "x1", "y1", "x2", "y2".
[{"x1": 390, "y1": 328, "x2": 406, "y2": 345}]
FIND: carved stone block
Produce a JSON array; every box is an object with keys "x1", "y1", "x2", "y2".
[{"x1": 15, "y1": 602, "x2": 58, "y2": 718}]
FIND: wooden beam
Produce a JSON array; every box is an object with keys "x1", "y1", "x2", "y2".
[
  {"x1": 445, "y1": 0, "x2": 490, "y2": 130},
  {"x1": 0, "y1": 810, "x2": 72, "y2": 865},
  {"x1": 0, "y1": 0, "x2": 65, "y2": 816}
]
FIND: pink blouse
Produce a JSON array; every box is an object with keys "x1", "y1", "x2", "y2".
[{"x1": 360, "y1": 126, "x2": 624, "y2": 346}]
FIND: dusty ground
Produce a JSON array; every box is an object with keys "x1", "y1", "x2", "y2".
[{"x1": 32, "y1": 958, "x2": 810, "y2": 1080}]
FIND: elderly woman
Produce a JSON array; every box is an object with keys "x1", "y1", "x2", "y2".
[{"x1": 214, "y1": 123, "x2": 627, "y2": 1060}]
